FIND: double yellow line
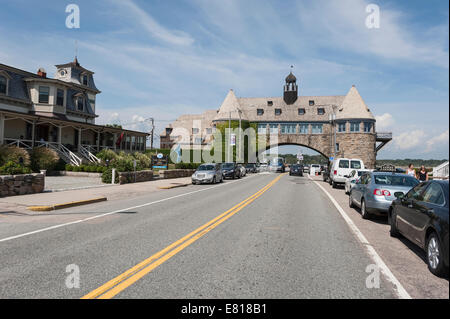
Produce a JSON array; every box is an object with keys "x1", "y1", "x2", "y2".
[{"x1": 82, "y1": 173, "x2": 285, "y2": 299}]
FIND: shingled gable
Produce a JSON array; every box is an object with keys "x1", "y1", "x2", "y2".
[
  {"x1": 214, "y1": 89, "x2": 248, "y2": 122},
  {"x1": 337, "y1": 85, "x2": 375, "y2": 120}
]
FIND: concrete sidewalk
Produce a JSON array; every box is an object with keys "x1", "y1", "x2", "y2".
[{"x1": 0, "y1": 177, "x2": 192, "y2": 212}]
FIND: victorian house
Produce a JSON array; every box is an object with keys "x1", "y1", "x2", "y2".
[{"x1": 0, "y1": 58, "x2": 149, "y2": 166}]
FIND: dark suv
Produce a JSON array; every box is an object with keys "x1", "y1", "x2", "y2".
[
  {"x1": 289, "y1": 164, "x2": 304, "y2": 176},
  {"x1": 221, "y1": 162, "x2": 241, "y2": 179}
]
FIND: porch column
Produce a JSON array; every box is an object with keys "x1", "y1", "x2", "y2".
[
  {"x1": 78, "y1": 128, "x2": 82, "y2": 151},
  {"x1": 31, "y1": 120, "x2": 36, "y2": 147},
  {"x1": 129, "y1": 135, "x2": 133, "y2": 151},
  {"x1": 96, "y1": 131, "x2": 100, "y2": 152},
  {"x1": 113, "y1": 133, "x2": 117, "y2": 151},
  {"x1": 57, "y1": 126, "x2": 62, "y2": 145},
  {"x1": 0, "y1": 113, "x2": 4, "y2": 145}
]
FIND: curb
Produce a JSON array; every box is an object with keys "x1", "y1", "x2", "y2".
[
  {"x1": 158, "y1": 183, "x2": 189, "y2": 190},
  {"x1": 27, "y1": 197, "x2": 107, "y2": 212}
]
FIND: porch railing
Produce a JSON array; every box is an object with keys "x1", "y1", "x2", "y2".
[
  {"x1": 37, "y1": 141, "x2": 82, "y2": 167},
  {"x1": 4, "y1": 138, "x2": 33, "y2": 150},
  {"x1": 79, "y1": 144, "x2": 101, "y2": 164}
]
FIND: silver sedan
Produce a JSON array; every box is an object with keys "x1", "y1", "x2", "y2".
[{"x1": 192, "y1": 163, "x2": 223, "y2": 184}]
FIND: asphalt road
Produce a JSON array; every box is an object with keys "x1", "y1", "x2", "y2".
[{"x1": 0, "y1": 173, "x2": 401, "y2": 298}]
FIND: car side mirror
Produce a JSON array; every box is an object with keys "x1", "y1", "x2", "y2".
[{"x1": 394, "y1": 192, "x2": 404, "y2": 199}]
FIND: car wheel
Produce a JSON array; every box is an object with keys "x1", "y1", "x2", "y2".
[
  {"x1": 389, "y1": 210, "x2": 400, "y2": 237},
  {"x1": 212, "y1": 177, "x2": 216, "y2": 184},
  {"x1": 361, "y1": 199, "x2": 371, "y2": 219},
  {"x1": 329, "y1": 178, "x2": 332, "y2": 185},
  {"x1": 332, "y1": 181, "x2": 337, "y2": 188},
  {"x1": 426, "y1": 232, "x2": 448, "y2": 277},
  {"x1": 349, "y1": 192, "x2": 355, "y2": 208}
]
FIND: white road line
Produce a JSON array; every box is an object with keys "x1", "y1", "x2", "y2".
[
  {"x1": 307, "y1": 174, "x2": 412, "y2": 299},
  {"x1": 0, "y1": 175, "x2": 258, "y2": 244}
]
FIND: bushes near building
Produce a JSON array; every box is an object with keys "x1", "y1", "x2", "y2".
[
  {"x1": 0, "y1": 161, "x2": 32, "y2": 175},
  {"x1": 30, "y1": 147, "x2": 60, "y2": 171},
  {"x1": 0, "y1": 145, "x2": 31, "y2": 167}
]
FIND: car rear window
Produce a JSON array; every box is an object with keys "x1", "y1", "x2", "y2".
[
  {"x1": 374, "y1": 175, "x2": 419, "y2": 187},
  {"x1": 351, "y1": 161, "x2": 362, "y2": 169},
  {"x1": 198, "y1": 165, "x2": 215, "y2": 171},
  {"x1": 338, "y1": 160, "x2": 349, "y2": 168}
]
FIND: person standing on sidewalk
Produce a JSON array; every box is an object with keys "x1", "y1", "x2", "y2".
[
  {"x1": 418, "y1": 165, "x2": 429, "y2": 182},
  {"x1": 406, "y1": 164, "x2": 417, "y2": 178}
]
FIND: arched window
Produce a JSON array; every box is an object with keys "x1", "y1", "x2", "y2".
[{"x1": 0, "y1": 75, "x2": 7, "y2": 94}]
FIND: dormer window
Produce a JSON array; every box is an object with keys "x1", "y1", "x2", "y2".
[
  {"x1": 267, "y1": 101, "x2": 273, "y2": 106},
  {"x1": 298, "y1": 108, "x2": 305, "y2": 115},
  {"x1": 309, "y1": 100, "x2": 315, "y2": 106},
  {"x1": 76, "y1": 96, "x2": 84, "y2": 111},
  {"x1": 80, "y1": 73, "x2": 88, "y2": 86},
  {"x1": 257, "y1": 109, "x2": 264, "y2": 116},
  {"x1": 275, "y1": 109, "x2": 282, "y2": 116},
  {"x1": 317, "y1": 108, "x2": 325, "y2": 115},
  {"x1": 0, "y1": 75, "x2": 7, "y2": 94},
  {"x1": 38, "y1": 86, "x2": 50, "y2": 104}
]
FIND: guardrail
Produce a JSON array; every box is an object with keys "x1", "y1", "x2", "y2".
[{"x1": 376, "y1": 132, "x2": 393, "y2": 139}]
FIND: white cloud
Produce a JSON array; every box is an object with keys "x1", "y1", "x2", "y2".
[
  {"x1": 426, "y1": 129, "x2": 449, "y2": 152},
  {"x1": 394, "y1": 130, "x2": 426, "y2": 150},
  {"x1": 375, "y1": 113, "x2": 395, "y2": 130},
  {"x1": 109, "y1": 0, "x2": 194, "y2": 46}
]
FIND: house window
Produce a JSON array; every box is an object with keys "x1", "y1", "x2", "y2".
[
  {"x1": 309, "y1": 100, "x2": 315, "y2": 106},
  {"x1": 267, "y1": 101, "x2": 273, "y2": 106},
  {"x1": 269, "y1": 124, "x2": 279, "y2": 134},
  {"x1": 281, "y1": 124, "x2": 296, "y2": 134},
  {"x1": 194, "y1": 137, "x2": 202, "y2": 144},
  {"x1": 364, "y1": 122, "x2": 372, "y2": 133},
  {"x1": 56, "y1": 89, "x2": 64, "y2": 106},
  {"x1": 338, "y1": 122, "x2": 346, "y2": 132},
  {"x1": 298, "y1": 108, "x2": 305, "y2": 115},
  {"x1": 82, "y1": 74, "x2": 88, "y2": 86},
  {"x1": 206, "y1": 128, "x2": 212, "y2": 134},
  {"x1": 275, "y1": 109, "x2": 282, "y2": 116},
  {"x1": 311, "y1": 124, "x2": 323, "y2": 134},
  {"x1": 257, "y1": 109, "x2": 264, "y2": 116},
  {"x1": 257, "y1": 124, "x2": 267, "y2": 134},
  {"x1": 0, "y1": 76, "x2": 6, "y2": 94},
  {"x1": 336, "y1": 143, "x2": 340, "y2": 152},
  {"x1": 317, "y1": 108, "x2": 325, "y2": 115},
  {"x1": 77, "y1": 96, "x2": 84, "y2": 111},
  {"x1": 192, "y1": 128, "x2": 199, "y2": 134},
  {"x1": 299, "y1": 124, "x2": 308, "y2": 134},
  {"x1": 38, "y1": 86, "x2": 50, "y2": 103},
  {"x1": 350, "y1": 122, "x2": 360, "y2": 132}
]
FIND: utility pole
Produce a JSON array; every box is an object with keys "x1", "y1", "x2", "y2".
[{"x1": 150, "y1": 118, "x2": 155, "y2": 150}]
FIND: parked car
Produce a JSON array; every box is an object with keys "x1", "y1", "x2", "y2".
[
  {"x1": 237, "y1": 164, "x2": 246, "y2": 177},
  {"x1": 330, "y1": 158, "x2": 365, "y2": 188},
  {"x1": 192, "y1": 163, "x2": 223, "y2": 184},
  {"x1": 289, "y1": 164, "x2": 304, "y2": 176},
  {"x1": 344, "y1": 169, "x2": 370, "y2": 194},
  {"x1": 221, "y1": 162, "x2": 240, "y2": 179},
  {"x1": 389, "y1": 180, "x2": 449, "y2": 277},
  {"x1": 245, "y1": 163, "x2": 258, "y2": 173},
  {"x1": 259, "y1": 163, "x2": 268, "y2": 172},
  {"x1": 269, "y1": 157, "x2": 285, "y2": 173},
  {"x1": 349, "y1": 171, "x2": 419, "y2": 219}
]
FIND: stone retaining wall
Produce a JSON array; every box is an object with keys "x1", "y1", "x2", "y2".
[
  {"x1": 158, "y1": 169, "x2": 195, "y2": 179},
  {"x1": 118, "y1": 170, "x2": 154, "y2": 185},
  {"x1": 0, "y1": 173, "x2": 45, "y2": 197},
  {"x1": 50, "y1": 171, "x2": 103, "y2": 178}
]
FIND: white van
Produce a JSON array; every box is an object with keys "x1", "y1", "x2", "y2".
[{"x1": 329, "y1": 158, "x2": 365, "y2": 188}]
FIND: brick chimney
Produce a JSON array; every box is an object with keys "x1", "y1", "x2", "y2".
[{"x1": 37, "y1": 67, "x2": 47, "y2": 78}]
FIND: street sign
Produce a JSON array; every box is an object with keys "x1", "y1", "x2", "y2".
[
  {"x1": 297, "y1": 154, "x2": 303, "y2": 160},
  {"x1": 151, "y1": 154, "x2": 168, "y2": 170},
  {"x1": 329, "y1": 157, "x2": 334, "y2": 161}
]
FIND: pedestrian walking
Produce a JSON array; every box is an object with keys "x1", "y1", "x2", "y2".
[
  {"x1": 406, "y1": 164, "x2": 416, "y2": 178},
  {"x1": 418, "y1": 165, "x2": 429, "y2": 182}
]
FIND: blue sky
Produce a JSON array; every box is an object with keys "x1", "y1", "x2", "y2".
[{"x1": 0, "y1": 0, "x2": 448, "y2": 159}]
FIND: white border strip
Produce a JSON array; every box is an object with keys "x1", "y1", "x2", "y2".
[
  {"x1": 0, "y1": 175, "x2": 257, "y2": 243},
  {"x1": 308, "y1": 175, "x2": 412, "y2": 299}
]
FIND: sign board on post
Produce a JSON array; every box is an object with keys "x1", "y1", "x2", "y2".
[
  {"x1": 230, "y1": 134, "x2": 236, "y2": 146},
  {"x1": 151, "y1": 154, "x2": 168, "y2": 170}
]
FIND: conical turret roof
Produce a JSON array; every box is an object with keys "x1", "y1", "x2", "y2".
[
  {"x1": 214, "y1": 89, "x2": 248, "y2": 121},
  {"x1": 336, "y1": 85, "x2": 374, "y2": 120}
]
